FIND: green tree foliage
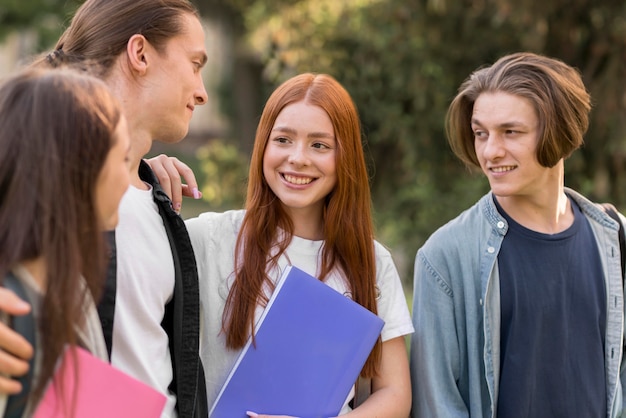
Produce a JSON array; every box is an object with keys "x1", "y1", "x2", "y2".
[
  {"x1": 223, "y1": 0, "x2": 626, "y2": 274},
  {"x1": 196, "y1": 140, "x2": 249, "y2": 210},
  {"x1": 6, "y1": 0, "x2": 624, "y2": 277},
  {"x1": 0, "y1": 0, "x2": 81, "y2": 48}
]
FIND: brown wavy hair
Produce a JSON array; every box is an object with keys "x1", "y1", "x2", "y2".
[
  {"x1": 223, "y1": 73, "x2": 382, "y2": 377},
  {"x1": 0, "y1": 67, "x2": 121, "y2": 406},
  {"x1": 447, "y1": 52, "x2": 591, "y2": 170}
]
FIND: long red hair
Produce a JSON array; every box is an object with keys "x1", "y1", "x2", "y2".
[{"x1": 223, "y1": 73, "x2": 381, "y2": 377}]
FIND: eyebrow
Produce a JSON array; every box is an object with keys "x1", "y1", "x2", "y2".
[
  {"x1": 199, "y1": 52, "x2": 208, "y2": 67},
  {"x1": 471, "y1": 119, "x2": 527, "y2": 129},
  {"x1": 272, "y1": 126, "x2": 335, "y2": 139},
  {"x1": 191, "y1": 50, "x2": 208, "y2": 68},
  {"x1": 188, "y1": 48, "x2": 208, "y2": 67}
]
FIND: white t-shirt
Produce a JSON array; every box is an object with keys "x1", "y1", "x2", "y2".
[
  {"x1": 186, "y1": 210, "x2": 414, "y2": 413},
  {"x1": 113, "y1": 185, "x2": 177, "y2": 417}
]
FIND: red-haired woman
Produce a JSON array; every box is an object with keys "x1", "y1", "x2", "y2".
[{"x1": 187, "y1": 73, "x2": 413, "y2": 416}]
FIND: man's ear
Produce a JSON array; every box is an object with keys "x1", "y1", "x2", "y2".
[{"x1": 126, "y1": 34, "x2": 149, "y2": 76}]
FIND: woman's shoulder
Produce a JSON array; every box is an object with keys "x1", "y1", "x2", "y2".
[
  {"x1": 372, "y1": 239, "x2": 393, "y2": 260},
  {"x1": 372, "y1": 240, "x2": 402, "y2": 281},
  {"x1": 185, "y1": 209, "x2": 245, "y2": 250},
  {"x1": 186, "y1": 209, "x2": 244, "y2": 233}
]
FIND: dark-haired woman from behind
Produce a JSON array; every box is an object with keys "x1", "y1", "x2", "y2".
[{"x1": 0, "y1": 67, "x2": 130, "y2": 416}]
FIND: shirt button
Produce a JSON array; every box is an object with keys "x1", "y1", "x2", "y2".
[
  {"x1": 487, "y1": 246, "x2": 495, "y2": 254},
  {"x1": 497, "y1": 221, "x2": 505, "y2": 229}
]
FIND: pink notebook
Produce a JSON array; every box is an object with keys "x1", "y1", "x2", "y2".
[{"x1": 33, "y1": 346, "x2": 166, "y2": 418}]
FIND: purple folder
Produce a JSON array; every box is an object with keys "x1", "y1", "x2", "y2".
[{"x1": 210, "y1": 265, "x2": 384, "y2": 418}]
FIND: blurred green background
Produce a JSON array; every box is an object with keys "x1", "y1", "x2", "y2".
[{"x1": 2, "y1": 0, "x2": 625, "y2": 288}]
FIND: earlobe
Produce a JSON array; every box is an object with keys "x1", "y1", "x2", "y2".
[{"x1": 126, "y1": 34, "x2": 149, "y2": 75}]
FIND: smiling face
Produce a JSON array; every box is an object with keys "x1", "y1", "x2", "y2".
[
  {"x1": 263, "y1": 101, "x2": 338, "y2": 222},
  {"x1": 472, "y1": 91, "x2": 562, "y2": 203},
  {"x1": 146, "y1": 12, "x2": 208, "y2": 143}
]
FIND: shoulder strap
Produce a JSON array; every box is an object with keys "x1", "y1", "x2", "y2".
[
  {"x1": 2, "y1": 273, "x2": 37, "y2": 418},
  {"x1": 351, "y1": 375, "x2": 372, "y2": 409},
  {"x1": 601, "y1": 203, "x2": 625, "y2": 279},
  {"x1": 97, "y1": 230, "x2": 117, "y2": 360}
]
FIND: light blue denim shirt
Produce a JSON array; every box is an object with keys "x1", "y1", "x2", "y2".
[{"x1": 410, "y1": 188, "x2": 626, "y2": 418}]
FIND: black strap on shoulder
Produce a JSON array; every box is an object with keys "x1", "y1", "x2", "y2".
[
  {"x1": 602, "y1": 203, "x2": 626, "y2": 279},
  {"x1": 97, "y1": 230, "x2": 117, "y2": 360},
  {"x1": 2, "y1": 273, "x2": 36, "y2": 418}
]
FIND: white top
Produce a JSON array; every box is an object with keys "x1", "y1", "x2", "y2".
[
  {"x1": 186, "y1": 210, "x2": 414, "y2": 413},
  {"x1": 112, "y1": 185, "x2": 177, "y2": 417}
]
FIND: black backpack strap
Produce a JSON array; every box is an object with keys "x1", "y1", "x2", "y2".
[
  {"x1": 98, "y1": 229, "x2": 117, "y2": 360},
  {"x1": 2, "y1": 273, "x2": 36, "y2": 418},
  {"x1": 601, "y1": 203, "x2": 625, "y2": 279}
]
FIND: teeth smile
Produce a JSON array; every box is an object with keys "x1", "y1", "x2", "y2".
[
  {"x1": 491, "y1": 166, "x2": 516, "y2": 173},
  {"x1": 284, "y1": 174, "x2": 313, "y2": 185}
]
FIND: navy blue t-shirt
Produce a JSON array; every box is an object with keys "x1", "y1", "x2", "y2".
[{"x1": 496, "y1": 196, "x2": 606, "y2": 418}]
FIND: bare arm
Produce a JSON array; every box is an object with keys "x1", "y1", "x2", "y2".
[{"x1": 345, "y1": 336, "x2": 411, "y2": 417}]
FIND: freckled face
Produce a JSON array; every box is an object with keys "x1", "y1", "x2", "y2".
[{"x1": 263, "y1": 101, "x2": 337, "y2": 220}]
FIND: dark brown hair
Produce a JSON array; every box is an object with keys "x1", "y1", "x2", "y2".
[
  {"x1": 446, "y1": 52, "x2": 591, "y2": 169},
  {"x1": 0, "y1": 67, "x2": 121, "y2": 406},
  {"x1": 223, "y1": 73, "x2": 382, "y2": 377}
]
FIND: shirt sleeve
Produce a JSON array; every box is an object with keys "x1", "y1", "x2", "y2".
[{"x1": 374, "y1": 241, "x2": 414, "y2": 342}]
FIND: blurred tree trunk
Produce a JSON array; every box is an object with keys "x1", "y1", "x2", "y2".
[{"x1": 194, "y1": 0, "x2": 264, "y2": 155}]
